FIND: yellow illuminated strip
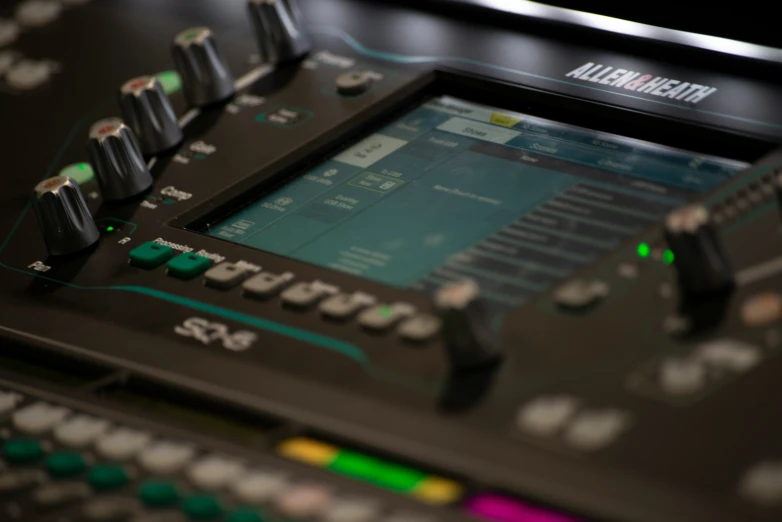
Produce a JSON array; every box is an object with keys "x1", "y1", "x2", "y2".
[
  {"x1": 411, "y1": 476, "x2": 465, "y2": 505},
  {"x1": 277, "y1": 437, "x2": 339, "y2": 467}
]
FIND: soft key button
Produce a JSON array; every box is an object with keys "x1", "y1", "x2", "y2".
[
  {"x1": 281, "y1": 281, "x2": 339, "y2": 309},
  {"x1": 397, "y1": 315, "x2": 441, "y2": 343},
  {"x1": 230, "y1": 469, "x2": 289, "y2": 504},
  {"x1": 137, "y1": 441, "x2": 195, "y2": 475},
  {"x1": 320, "y1": 292, "x2": 376, "y2": 320},
  {"x1": 242, "y1": 272, "x2": 292, "y2": 299},
  {"x1": 0, "y1": 20, "x2": 20, "y2": 48},
  {"x1": 54, "y1": 415, "x2": 111, "y2": 448},
  {"x1": 186, "y1": 455, "x2": 244, "y2": 491},
  {"x1": 5, "y1": 59, "x2": 52, "y2": 90},
  {"x1": 0, "y1": 390, "x2": 22, "y2": 415},
  {"x1": 0, "y1": 50, "x2": 17, "y2": 75},
  {"x1": 276, "y1": 483, "x2": 332, "y2": 519},
  {"x1": 15, "y1": 1, "x2": 62, "y2": 27},
  {"x1": 323, "y1": 498, "x2": 381, "y2": 522},
  {"x1": 95, "y1": 427, "x2": 152, "y2": 461},
  {"x1": 740, "y1": 461, "x2": 782, "y2": 506},
  {"x1": 358, "y1": 303, "x2": 416, "y2": 331},
  {"x1": 12, "y1": 402, "x2": 70, "y2": 434},
  {"x1": 204, "y1": 263, "x2": 250, "y2": 290}
]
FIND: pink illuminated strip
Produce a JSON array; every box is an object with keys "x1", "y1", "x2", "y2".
[{"x1": 464, "y1": 494, "x2": 582, "y2": 522}]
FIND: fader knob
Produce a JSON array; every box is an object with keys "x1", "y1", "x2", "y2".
[
  {"x1": 664, "y1": 204, "x2": 734, "y2": 296},
  {"x1": 172, "y1": 27, "x2": 235, "y2": 107},
  {"x1": 248, "y1": 0, "x2": 311, "y2": 64},
  {"x1": 119, "y1": 76, "x2": 183, "y2": 155},
  {"x1": 86, "y1": 118, "x2": 153, "y2": 202},
  {"x1": 33, "y1": 176, "x2": 99, "y2": 256},
  {"x1": 434, "y1": 280, "x2": 503, "y2": 373}
]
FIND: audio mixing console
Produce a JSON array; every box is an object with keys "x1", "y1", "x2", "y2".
[{"x1": 2, "y1": 1, "x2": 782, "y2": 522}]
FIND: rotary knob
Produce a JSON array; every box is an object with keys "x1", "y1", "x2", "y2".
[
  {"x1": 248, "y1": 0, "x2": 311, "y2": 64},
  {"x1": 172, "y1": 27, "x2": 235, "y2": 107},
  {"x1": 119, "y1": 76, "x2": 183, "y2": 155},
  {"x1": 434, "y1": 279, "x2": 503, "y2": 373},
  {"x1": 86, "y1": 118, "x2": 154, "y2": 202},
  {"x1": 664, "y1": 204, "x2": 734, "y2": 296},
  {"x1": 33, "y1": 176, "x2": 99, "y2": 256}
]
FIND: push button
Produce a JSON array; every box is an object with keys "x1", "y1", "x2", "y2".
[
  {"x1": 138, "y1": 480, "x2": 181, "y2": 507},
  {"x1": 242, "y1": 272, "x2": 291, "y2": 299},
  {"x1": 186, "y1": 455, "x2": 243, "y2": 491},
  {"x1": 88, "y1": 465, "x2": 130, "y2": 491},
  {"x1": 137, "y1": 441, "x2": 195, "y2": 475},
  {"x1": 0, "y1": 20, "x2": 20, "y2": 47},
  {"x1": 281, "y1": 281, "x2": 339, "y2": 309},
  {"x1": 275, "y1": 483, "x2": 331, "y2": 519},
  {"x1": 167, "y1": 253, "x2": 213, "y2": 280},
  {"x1": 58, "y1": 163, "x2": 96, "y2": 186},
  {"x1": 81, "y1": 496, "x2": 140, "y2": 521},
  {"x1": 16, "y1": 0, "x2": 62, "y2": 27},
  {"x1": 553, "y1": 279, "x2": 609, "y2": 310},
  {"x1": 0, "y1": 469, "x2": 45, "y2": 494},
  {"x1": 129, "y1": 242, "x2": 175, "y2": 270},
  {"x1": 32, "y1": 481, "x2": 91, "y2": 507},
  {"x1": 204, "y1": 263, "x2": 250, "y2": 290},
  {"x1": 46, "y1": 451, "x2": 88, "y2": 477},
  {"x1": 5, "y1": 59, "x2": 52, "y2": 90},
  {"x1": 0, "y1": 390, "x2": 22, "y2": 415},
  {"x1": 182, "y1": 494, "x2": 224, "y2": 520},
  {"x1": 336, "y1": 71, "x2": 374, "y2": 97},
  {"x1": 229, "y1": 470, "x2": 288, "y2": 504},
  {"x1": 12, "y1": 402, "x2": 69, "y2": 434},
  {"x1": 54, "y1": 415, "x2": 110, "y2": 448},
  {"x1": 95, "y1": 427, "x2": 151, "y2": 461},
  {"x1": 358, "y1": 303, "x2": 416, "y2": 331},
  {"x1": 319, "y1": 292, "x2": 376, "y2": 320},
  {"x1": 323, "y1": 498, "x2": 380, "y2": 522},
  {"x1": 397, "y1": 315, "x2": 441, "y2": 343}
]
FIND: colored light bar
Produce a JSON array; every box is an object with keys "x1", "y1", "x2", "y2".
[
  {"x1": 277, "y1": 437, "x2": 463, "y2": 505},
  {"x1": 465, "y1": 494, "x2": 582, "y2": 522}
]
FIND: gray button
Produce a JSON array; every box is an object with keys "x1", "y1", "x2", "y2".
[
  {"x1": 33, "y1": 481, "x2": 91, "y2": 506},
  {"x1": 358, "y1": 303, "x2": 416, "y2": 331},
  {"x1": 0, "y1": 22, "x2": 19, "y2": 48},
  {"x1": 658, "y1": 357, "x2": 706, "y2": 396},
  {"x1": 12, "y1": 402, "x2": 70, "y2": 434},
  {"x1": 397, "y1": 315, "x2": 441, "y2": 343},
  {"x1": 281, "y1": 281, "x2": 339, "y2": 309},
  {"x1": 740, "y1": 461, "x2": 782, "y2": 506},
  {"x1": 694, "y1": 339, "x2": 761, "y2": 372},
  {"x1": 0, "y1": 51, "x2": 16, "y2": 76},
  {"x1": 243, "y1": 272, "x2": 292, "y2": 299},
  {"x1": 54, "y1": 415, "x2": 111, "y2": 448},
  {"x1": 563, "y1": 409, "x2": 630, "y2": 451},
  {"x1": 137, "y1": 441, "x2": 195, "y2": 475},
  {"x1": 95, "y1": 427, "x2": 152, "y2": 461},
  {"x1": 82, "y1": 496, "x2": 141, "y2": 521},
  {"x1": 0, "y1": 390, "x2": 22, "y2": 415},
  {"x1": 319, "y1": 292, "x2": 376, "y2": 320},
  {"x1": 516, "y1": 395, "x2": 580, "y2": 437},
  {"x1": 553, "y1": 279, "x2": 609, "y2": 310},
  {"x1": 5, "y1": 59, "x2": 51, "y2": 90},
  {"x1": 323, "y1": 498, "x2": 380, "y2": 522},
  {"x1": 230, "y1": 469, "x2": 289, "y2": 504},
  {"x1": 16, "y1": 0, "x2": 62, "y2": 27},
  {"x1": 204, "y1": 263, "x2": 250, "y2": 290},
  {"x1": 130, "y1": 512, "x2": 187, "y2": 522},
  {"x1": 0, "y1": 470, "x2": 46, "y2": 493},
  {"x1": 336, "y1": 71, "x2": 374, "y2": 96},
  {"x1": 186, "y1": 455, "x2": 244, "y2": 491}
]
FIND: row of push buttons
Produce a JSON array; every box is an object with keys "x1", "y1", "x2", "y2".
[
  {"x1": 0, "y1": 389, "x2": 438, "y2": 522},
  {"x1": 128, "y1": 241, "x2": 442, "y2": 344}
]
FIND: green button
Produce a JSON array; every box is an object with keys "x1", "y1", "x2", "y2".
[
  {"x1": 155, "y1": 70, "x2": 182, "y2": 95},
  {"x1": 138, "y1": 480, "x2": 181, "y2": 507},
  {"x1": 226, "y1": 508, "x2": 266, "y2": 522},
  {"x1": 2, "y1": 439, "x2": 45, "y2": 464},
  {"x1": 46, "y1": 452, "x2": 87, "y2": 477},
  {"x1": 129, "y1": 241, "x2": 175, "y2": 269},
  {"x1": 182, "y1": 494, "x2": 223, "y2": 520},
  {"x1": 59, "y1": 162, "x2": 95, "y2": 185},
  {"x1": 88, "y1": 465, "x2": 129, "y2": 491},
  {"x1": 167, "y1": 253, "x2": 212, "y2": 280}
]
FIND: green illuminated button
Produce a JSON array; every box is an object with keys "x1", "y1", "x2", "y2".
[
  {"x1": 45, "y1": 451, "x2": 87, "y2": 477},
  {"x1": 88, "y1": 465, "x2": 129, "y2": 491},
  {"x1": 329, "y1": 451, "x2": 425, "y2": 492},
  {"x1": 2, "y1": 439, "x2": 45, "y2": 464},
  {"x1": 182, "y1": 494, "x2": 224, "y2": 520},
  {"x1": 129, "y1": 242, "x2": 175, "y2": 269},
  {"x1": 59, "y1": 162, "x2": 94, "y2": 185},
  {"x1": 155, "y1": 70, "x2": 182, "y2": 95},
  {"x1": 226, "y1": 509, "x2": 265, "y2": 522},
  {"x1": 138, "y1": 479, "x2": 181, "y2": 507},
  {"x1": 167, "y1": 253, "x2": 212, "y2": 280}
]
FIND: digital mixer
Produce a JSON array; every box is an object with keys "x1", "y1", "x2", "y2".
[{"x1": 2, "y1": 1, "x2": 782, "y2": 521}]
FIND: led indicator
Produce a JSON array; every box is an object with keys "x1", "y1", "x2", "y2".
[
  {"x1": 106, "y1": 226, "x2": 115, "y2": 232},
  {"x1": 379, "y1": 306, "x2": 394, "y2": 318},
  {"x1": 78, "y1": 164, "x2": 87, "y2": 171},
  {"x1": 155, "y1": 70, "x2": 182, "y2": 95},
  {"x1": 663, "y1": 249, "x2": 675, "y2": 265},
  {"x1": 637, "y1": 243, "x2": 651, "y2": 258}
]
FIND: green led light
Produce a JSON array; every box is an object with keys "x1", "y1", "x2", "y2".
[
  {"x1": 329, "y1": 451, "x2": 426, "y2": 493},
  {"x1": 59, "y1": 162, "x2": 94, "y2": 185},
  {"x1": 155, "y1": 70, "x2": 182, "y2": 95},
  {"x1": 78, "y1": 163, "x2": 87, "y2": 171},
  {"x1": 106, "y1": 226, "x2": 115, "y2": 232},
  {"x1": 637, "y1": 242, "x2": 651, "y2": 258},
  {"x1": 663, "y1": 249, "x2": 675, "y2": 265},
  {"x1": 379, "y1": 306, "x2": 394, "y2": 318}
]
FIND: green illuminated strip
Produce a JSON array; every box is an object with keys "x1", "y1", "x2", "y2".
[{"x1": 329, "y1": 451, "x2": 426, "y2": 492}]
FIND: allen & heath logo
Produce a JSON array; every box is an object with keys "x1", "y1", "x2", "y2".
[{"x1": 566, "y1": 62, "x2": 717, "y2": 104}]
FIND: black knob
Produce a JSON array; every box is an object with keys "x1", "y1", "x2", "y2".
[
  {"x1": 248, "y1": 0, "x2": 311, "y2": 64},
  {"x1": 664, "y1": 204, "x2": 733, "y2": 296},
  {"x1": 434, "y1": 280, "x2": 503, "y2": 372},
  {"x1": 86, "y1": 118, "x2": 154, "y2": 202},
  {"x1": 172, "y1": 27, "x2": 235, "y2": 107},
  {"x1": 119, "y1": 76, "x2": 183, "y2": 155},
  {"x1": 33, "y1": 176, "x2": 99, "y2": 256}
]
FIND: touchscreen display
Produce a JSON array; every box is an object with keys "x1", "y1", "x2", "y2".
[{"x1": 207, "y1": 96, "x2": 747, "y2": 315}]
